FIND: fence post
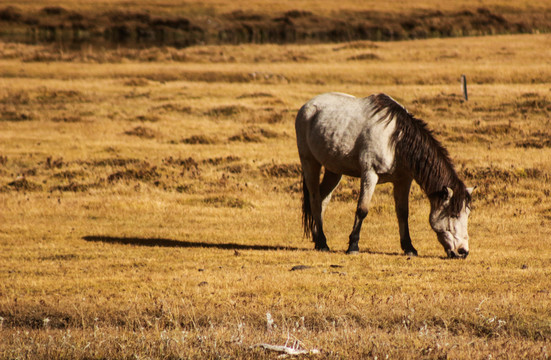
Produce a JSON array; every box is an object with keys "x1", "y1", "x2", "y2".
[{"x1": 461, "y1": 74, "x2": 468, "y2": 101}]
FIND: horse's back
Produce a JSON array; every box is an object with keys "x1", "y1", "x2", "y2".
[{"x1": 296, "y1": 92, "x2": 396, "y2": 177}]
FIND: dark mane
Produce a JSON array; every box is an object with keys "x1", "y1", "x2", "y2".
[{"x1": 370, "y1": 93, "x2": 471, "y2": 214}]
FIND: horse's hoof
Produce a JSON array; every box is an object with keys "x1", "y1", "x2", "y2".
[
  {"x1": 315, "y1": 245, "x2": 330, "y2": 252},
  {"x1": 404, "y1": 250, "x2": 418, "y2": 257},
  {"x1": 346, "y1": 250, "x2": 359, "y2": 255}
]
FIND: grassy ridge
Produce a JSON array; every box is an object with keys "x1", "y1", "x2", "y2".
[
  {"x1": 0, "y1": 33, "x2": 550, "y2": 358},
  {"x1": 0, "y1": 2, "x2": 550, "y2": 47}
]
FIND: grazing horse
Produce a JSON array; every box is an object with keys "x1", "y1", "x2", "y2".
[{"x1": 295, "y1": 92, "x2": 473, "y2": 258}]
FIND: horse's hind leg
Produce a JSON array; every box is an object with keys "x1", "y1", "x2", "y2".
[
  {"x1": 393, "y1": 178, "x2": 418, "y2": 256},
  {"x1": 301, "y1": 157, "x2": 330, "y2": 251},
  {"x1": 347, "y1": 170, "x2": 378, "y2": 254},
  {"x1": 320, "y1": 170, "x2": 342, "y2": 216}
]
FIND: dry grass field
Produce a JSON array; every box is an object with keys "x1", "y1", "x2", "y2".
[{"x1": 0, "y1": 13, "x2": 550, "y2": 360}]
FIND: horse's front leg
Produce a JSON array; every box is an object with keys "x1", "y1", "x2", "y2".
[
  {"x1": 393, "y1": 178, "x2": 418, "y2": 256},
  {"x1": 347, "y1": 171, "x2": 378, "y2": 254}
]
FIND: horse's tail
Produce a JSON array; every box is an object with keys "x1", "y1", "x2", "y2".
[{"x1": 301, "y1": 173, "x2": 314, "y2": 239}]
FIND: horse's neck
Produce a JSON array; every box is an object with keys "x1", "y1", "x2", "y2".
[{"x1": 394, "y1": 124, "x2": 461, "y2": 197}]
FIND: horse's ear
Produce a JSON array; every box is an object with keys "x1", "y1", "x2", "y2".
[
  {"x1": 443, "y1": 186, "x2": 453, "y2": 201},
  {"x1": 428, "y1": 186, "x2": 453, "y2": 204},
  {"x1": 466, "y1": 186, "x2": 476, "y2": 195}
]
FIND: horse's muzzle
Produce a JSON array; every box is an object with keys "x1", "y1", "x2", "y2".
[{"x1": 448, "y1": 248, "x2": 469, "y2": 259}]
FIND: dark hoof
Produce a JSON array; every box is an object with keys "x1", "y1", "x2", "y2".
[
  {"x1": 315, "y1": 245, "x2": 330, "y2": 252},
  {"x1": 404, "y1": 249, "x2": 418, "y2": 257},
  {"x1": 346, "y1": 243, "x2": 359, "y2": 254}
]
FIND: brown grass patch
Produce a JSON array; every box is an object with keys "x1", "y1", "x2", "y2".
[
  {"x1": 412, "y1": 93, "x2": 464, "y2": 106},
  {"x1": 151, "y1": 103, "x2": 192, "y2": 114},
  {"x1": 237, "y1": 92, "x2": 274, "y2": 99},
  {"x1": 124, "y1": 126, "x2": 159, "y2": 139},
  {"x1": 180, "y1": 135, "x2": 218, "y2": 145},
  {"x1": 123, "y1": 78, "x2": 150, "y2": 86},
  {"x1": 205, "y1": 105, "x2": 247, "y2": 118},
  {"x1": 228, "y1": 127, "x2": 279, "y2": 142},
  {"x1": 52, "y1": 170, "x2": 86, "y2": 180},
  {"x1": 0, "y1": 110, "x2": 34, "y2": 121},
  {"x1": 461, "y1": 165, "x2": 545, "y2": 182},
  {"x1": 201, "y1": 156, "x2": 241, "y2": 166},
  {"x1": 88, "y1": 158, "x2": 143, "y2": 167},
  {"x1": 133, "y1": 114, "x2": 160, "y2": 122},
  {"x1": 347, "y1": 53, "x2": 380, "y2": 61},
  {"x1": 516, "y1": 138, "x2": 551, "y2": 149},
  {"x1": 260, "y1": 163, "x2": 301, "y2": 178},
  {"x1": 107, "y1": 165, "x2": 159, "y2": 183},
  {"x1": 49, "y1": 182, "x2": 98, "y2": 192},
  {"x1": 202, "y1": 195, "x2": 253, "y2": 208},
  {"x1": 333, "y1": 41, "x2": 378, "y2": 51},
  {"x1": 473, "y1": 124, "x2": 519, "y2": 136},
  {"x1": 45, "y1": 157, "x2": 64, "y2": 169},
  {"x1": 224, "y1": 163, "x2": 249, "y2": 174},
  {"x1": 163, "y1": 156, "x2": 198, "y2": 169},
  {"x1": 163, "y1": 156, "x2": 201, "y2": 177},
  {"x1": 2, "y1": 177, "x2": 42, "y2": 192},
  {"x1": 51, "y1": 115, "x2": 82, "y2": 123}
]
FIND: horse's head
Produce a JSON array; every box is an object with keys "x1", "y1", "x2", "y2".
[{"x1": 429, "y1": 186, "x2": 474, "y2": 259}]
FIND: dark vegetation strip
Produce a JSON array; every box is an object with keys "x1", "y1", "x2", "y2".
[{"x1": 0, "y1": 6, "x2": 549, "y2": 48}]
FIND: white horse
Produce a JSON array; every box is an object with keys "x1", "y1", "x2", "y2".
[{"x1": 295, "y1": 92, "x2": 473, "y2": 258}]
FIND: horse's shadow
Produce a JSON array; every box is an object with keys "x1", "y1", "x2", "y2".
[
  {"x1": 364, "y1": 249, "x2": 444, "y2": 259},
  {"x1": 82, "y1": 235, "x2": 305, "y2": 252},
  {"x1": 83, "y1": 235, "x2": 444, "y2": 258}
]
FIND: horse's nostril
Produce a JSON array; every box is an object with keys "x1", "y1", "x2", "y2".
[{"x1": 457, "y1": 248, "x2": 469, "y2": 257}]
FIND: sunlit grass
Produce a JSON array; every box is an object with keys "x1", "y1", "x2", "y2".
[{"x1": 0, "y1": 33, "x2": 550, "y2": 358}]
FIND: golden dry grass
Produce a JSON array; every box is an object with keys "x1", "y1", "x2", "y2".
[{"x1": 0, "y1": 33, "x2": 550, "y2": 358}]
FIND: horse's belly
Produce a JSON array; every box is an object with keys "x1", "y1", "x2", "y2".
[
  {"x1": 308, "y1": 128, "x2": 363, "y2": 177},
  {"x1": 307, "y1": 120, "x2": 396, "y2": 178}
]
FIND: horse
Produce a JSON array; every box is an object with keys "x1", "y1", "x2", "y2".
[{"x1": 295, "y1": 92, "x2": 473, "y2": 258}]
